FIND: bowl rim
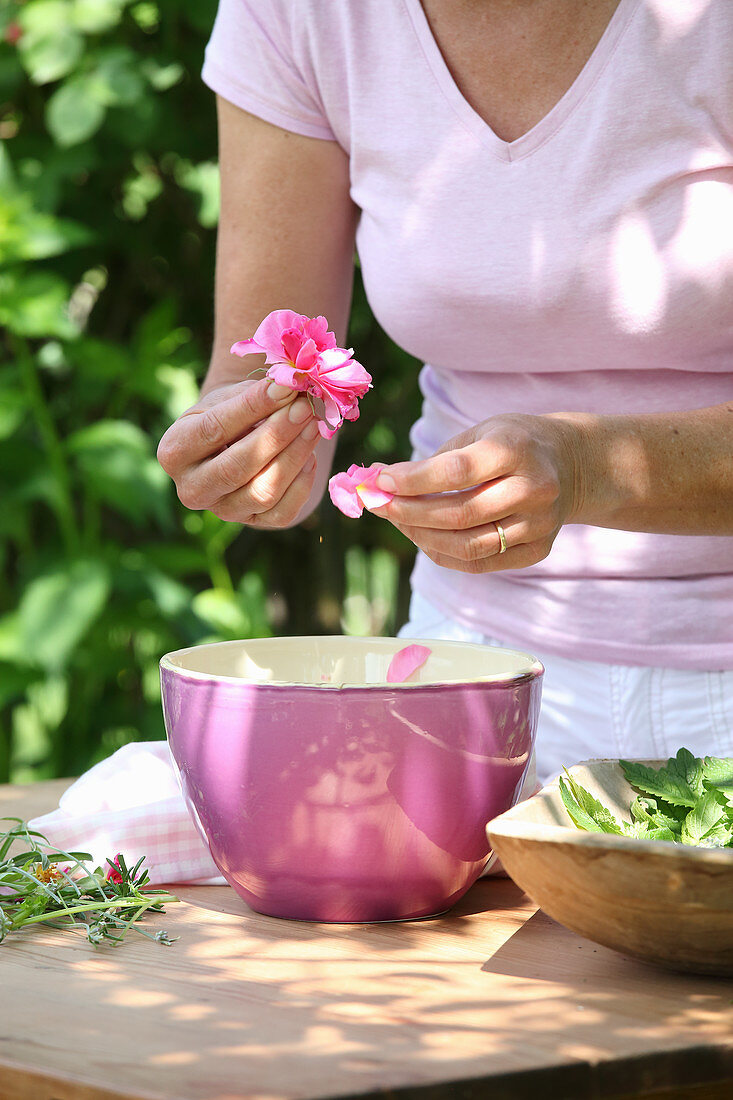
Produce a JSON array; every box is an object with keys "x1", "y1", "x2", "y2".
[
  {"x1": 487, "y1": 814, "x2": 733, "y2": 865},
  {"x1": 159, "y1": 634, "x2": 544, "y2": 689},
  {"x1": 487, "y1": 762, "x2": 733, "y2": 867}
]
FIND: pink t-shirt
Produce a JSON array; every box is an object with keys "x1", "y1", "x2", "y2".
[{"x1": 202, "y1": 0, "x2": 733, "y2": 669}]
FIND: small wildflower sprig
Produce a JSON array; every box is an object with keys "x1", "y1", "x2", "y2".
[{"x1": 0, "y1": 819, "x2": 179, "y2": 948}]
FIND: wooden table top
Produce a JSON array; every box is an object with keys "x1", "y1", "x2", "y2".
[{"x1": 1, "y1": 779, "x2": 732, "y2": 1100}]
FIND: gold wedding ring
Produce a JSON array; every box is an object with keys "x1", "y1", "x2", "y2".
[{"x1": 495, "y1": 521, "x2": 508, "y2": 554}]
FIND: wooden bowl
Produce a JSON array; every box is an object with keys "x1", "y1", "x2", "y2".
[{"x1": 486, "y1": 759, "x2": 733, "y2": 975}]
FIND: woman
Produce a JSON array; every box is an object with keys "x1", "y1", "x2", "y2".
[{"x1": 157, "y1": 0, "x2": 733, "y2": 782}]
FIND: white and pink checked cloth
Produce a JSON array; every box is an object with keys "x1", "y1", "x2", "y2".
[{"x1": 29, "y1": 742, "x2": 226, "y2": 885}]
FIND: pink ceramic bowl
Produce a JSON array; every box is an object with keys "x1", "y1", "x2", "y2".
[{"x1": 160, "y1": 636, "x2": 543, "y2": 922}]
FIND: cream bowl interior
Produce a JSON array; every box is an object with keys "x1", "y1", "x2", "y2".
[{"x1": 160, "y1": 635, "x2": 542, "y2": 687}]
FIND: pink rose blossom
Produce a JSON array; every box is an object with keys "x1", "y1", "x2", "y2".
[
  {"x1": 328, "y1": 463, "x2": 394, "y2": 518},
  {"x1": 231, "y1": 309, "x2": 371, "y2": 438},
  {"x1": 386, "y1": 644, "x2": 432, "y2": 683}
]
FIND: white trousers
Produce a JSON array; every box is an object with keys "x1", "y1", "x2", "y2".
[{"x1": 399, "y1": 591, "x2": 733, "y2": 785}]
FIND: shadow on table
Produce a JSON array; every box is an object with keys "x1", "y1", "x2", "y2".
[
  {"x1": 482, "y1": 906, "x2": 733, "y2": 985},
  {"x1": 482, "y1": 907, "x2": 659, "y2": 980},
  {"x1": 480, "y1": 909, "x2": 733, "y2": 1097},
  {"x1": 177, "y1": 873, "x2": 522, "y2": 926}
]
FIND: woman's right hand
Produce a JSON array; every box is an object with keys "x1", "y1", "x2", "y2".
[{"x1": 156, "y1": 378, "x2": 322, "y2": 527}]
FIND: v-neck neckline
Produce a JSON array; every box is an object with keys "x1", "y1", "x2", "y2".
[{"x1": 403, "y1": 0, "x2": 639, "y2": 162}]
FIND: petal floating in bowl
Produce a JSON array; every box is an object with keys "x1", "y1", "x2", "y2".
[{"x1": 386, "y1": 644, "x2": 432, "y2": 684}]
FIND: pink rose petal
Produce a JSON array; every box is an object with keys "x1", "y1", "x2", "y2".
[
  {"x1": 386, "y1": 644, "x2": 432, "y2": 683},
  {"x1": 318, "y1": 420, "x2": 339, "y2": 440},
  {"x1": 328, "y1": 470, "x2": 366, "y2": 517},
  {"x1": 328, "y1": 463, "x2": 394, "y2": 517},
  {"x1": 230, "y1": 338, "x2": 264, "y2": 357},
  {"x1": 301, "y1": 315, "x2": 337, "y2": 351},
  {"x1": 294, "y1": 338, "x2": 319, "y2": 370},
  {"x1": 265, "y1": 363, "x2": 310, "y2": 391},
  {"x1": 253, "y1": 309, "x2": 305, "y2": 360},
  {"x1": 358, "y1": 484, "x2": 393, "y2": 510}
]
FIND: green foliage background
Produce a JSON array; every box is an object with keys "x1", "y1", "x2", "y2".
[{"x1": 0, "y1": 0, "x2": 422, "y2": 783}]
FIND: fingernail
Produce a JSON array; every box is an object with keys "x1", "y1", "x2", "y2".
[
  {"x1": 267, "y1": 382, "x2": 294, "y2": 402},
  {"x1": 288, "y1": 398, "x2": 311, "y2": 424},
  {"x1": 302, "y1": 419, "x2": 320, "y2": 440},
  {"x1": 305, "y1": 454, "x2": 317, "y2": 472},
  {"x1": 376, "y1": 473, "x2": 396, "y2": 493}
]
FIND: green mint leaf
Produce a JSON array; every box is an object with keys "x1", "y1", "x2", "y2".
[
  {"x1": 651, "y1": 811, "x2": 683, "y2": 835},
  {"x1": 668, "y1": 748, "x2": 706, "y2": 799},
  {"x1": 630, "y1": 794, "x2": 657, "y2": 821},
  {"x1": 702, "y1": 756, "x2": 733, "y2": 802},
  {"x1": 643, "y1": 826, "x2": 679, "y2": 843},
  {"x1": 681, "y1": 790, "x2": 730, "y2": 847},
  {"x1": 699, "y1": 821, "x2": 733, "y2": 849},
  {"x1": 620, "y1": 759, "x2": 697, "y2": 808},
  {"x1": 559, "y1": 777, "x2": 601, "y2": 832},
  {"x1": 702, "y1": 755, "x2": 733, "y2": 786},
  {"x1": 629, "y1": 796, "x2": 682, "y2": 836},
  {"x1": 624, "y1": 820, "x2": 678, "y2": 843},
  {"x1": 559, "y1": 774, "x2": 625, "y2": 835}
]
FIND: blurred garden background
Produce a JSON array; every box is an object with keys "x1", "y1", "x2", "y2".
[{"x1": 0, "y1": 0, "x2": 422, "y2": 784}]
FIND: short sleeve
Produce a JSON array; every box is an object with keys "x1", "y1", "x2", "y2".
[{"x1": 201, "y1": 0, "x2": 336, "y2": 141}]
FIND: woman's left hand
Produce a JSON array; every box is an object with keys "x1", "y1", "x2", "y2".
[{"x1": 370, "y1": 413, "x2": 582, "y2": 573}]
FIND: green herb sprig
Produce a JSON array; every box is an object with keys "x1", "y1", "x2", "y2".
[
  {"x1": 559, "y1": 748, "x2": 733, "y2": 848},
  {"x1": 0, "y1": 819, "x2": 179, "y2": 947}
]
